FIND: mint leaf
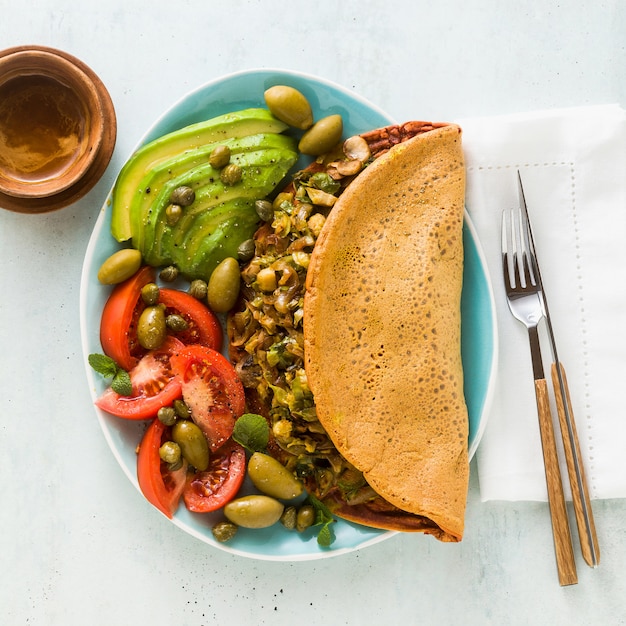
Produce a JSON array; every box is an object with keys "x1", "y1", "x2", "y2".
[
  {"x1": 306, "y1": 493, "x2": 336, "y2": 547},
  {"x1": 111, "y1": 369, "x2": 132, "y2": 396},
  {"x1": 89, "y1": 353, "x2": 132, "y2": 395},
  {"x1": 316, "y1": 522, "x2": 334, "y2": 548},
  {"x1": 232, "y1": 413, "x2": 270, "y2": 453},
  {"x1": 88, "y1": 353, "x2": 119, "y2": 378},
  {"x1": 307, "y1": 493, "x2": 333, "y2": 523}
]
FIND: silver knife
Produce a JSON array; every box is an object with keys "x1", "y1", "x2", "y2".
[{"x1": 517, "y1": 171, "x2": 600, "y2": 568}]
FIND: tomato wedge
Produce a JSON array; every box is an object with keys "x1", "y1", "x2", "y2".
[
  {"x1": 100, "y1": 265, "x2": 155, "y2": 371},
  {"x1": 137, "y1": 418, "x2": 188, "y2": 518},
  {"x1": 100, "y1": 267, "x2": 222, "y2": 373},
  {"x1": 183, "y1": 440, "x2": 246, "y2": 513},
  {"x1": 96, "y1": 337, "x2": 183, "y2": 419},
  {"x1": 170, "y1": 344, "x2": 245, "y2": 451},
  {"x1": 158, "y1": 288, "x2": 222, "y2": 351}
]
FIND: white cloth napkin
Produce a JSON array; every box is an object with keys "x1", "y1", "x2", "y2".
[{"x1": 455, "y1": 104, "x2": 626, "y2": 502}]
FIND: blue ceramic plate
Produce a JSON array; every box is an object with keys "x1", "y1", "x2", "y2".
[{"x1": 80, "y1": 69, "x2": 497, "y2": 561}]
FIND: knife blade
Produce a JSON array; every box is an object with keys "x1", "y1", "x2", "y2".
[{"x1": 517, "y1": 170, "x2": 600, "y2": 568}]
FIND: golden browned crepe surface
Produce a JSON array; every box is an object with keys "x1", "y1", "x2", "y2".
[{"x1": 303, "y1": 125, "x2": 468, "y2": 541}]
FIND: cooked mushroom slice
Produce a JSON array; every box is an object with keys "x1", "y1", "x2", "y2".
[{"x1": 343, "y1": 135, "x2": 371, "y2": 162}]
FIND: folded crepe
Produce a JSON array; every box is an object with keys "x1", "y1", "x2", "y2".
[{"x1": 303, "y1": 124, "x2": 469, "y2": 541}]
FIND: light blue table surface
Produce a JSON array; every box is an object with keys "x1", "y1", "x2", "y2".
[{"x1": 2, "y1": 2, "x2": 625, "y2": 624}]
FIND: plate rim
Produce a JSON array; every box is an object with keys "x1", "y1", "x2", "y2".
[{"x1": 464, "y1": 210, "x2": 498, "y2": 459}]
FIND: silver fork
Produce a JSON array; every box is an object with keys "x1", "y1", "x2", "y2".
[{"x1": 501, "y1": 208, "x2": 578, "y2": 586}]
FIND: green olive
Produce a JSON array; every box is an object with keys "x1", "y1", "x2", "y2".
[
  {"x1": 97, "y1": 248, "x2": 142, "y2": 285},
  {"x1": 247, "y1": 452, "x2": 304, "y2": 500},
  {"x1": 209, "y1": 145, "x2": 231, "y2": 169},
  {"x1": 296, "y1": 504, "x2": 316, "y2": 532},
  {"x1": 264, "y1": 85, "x2": 313, "y2": 130},
  {"x1": 298, "y1": 114, "x2": 343, "y2": 156},
  {"x1": 137, "y1": 305, "x2": 166, "y2": 350},
  {"x1": 207, "y1": 257, "x2": 241, "y2": 313},
  {"x1": 170, "y1": 185, "x2": 195, "y2": 207},
  {"x1": 212, "y1": 520, "x2": 238, "y2": 543},
  {"x1": 220, "y1": 163, "x2": 242, "y2": 186},
  {"x1": 171, "y1": 420, "x2": 209, "y2": 471},
  {"x1": 140, "y1": 282, "x2": 160, "y2": 305},
  {"x1": 223, "y1": 495, "x2": 284, "y2": 529}
]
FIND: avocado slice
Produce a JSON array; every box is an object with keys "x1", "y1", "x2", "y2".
[
  {"x1": 146, "y1": 197, "x2": 252, "y2": 269},
  {"x1": 138, "y1": 145, "x2": 298, "y2": 267},
  {"x1": 110, "y1": 108, "x2": 289, "y2": 241},
  {"x1": 170, "y1": 199, "x2": 261, "y2": 281},
  {"x1": 129, "y1": 132, "x2": 295, "y2": 244},
  {"x1": 164, "y1": 158, "x2": 293, "y2": 253}
]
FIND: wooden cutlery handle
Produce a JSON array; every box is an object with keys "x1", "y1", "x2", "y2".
[
  {"x1": 534, "y1": 378, "x2": 578, "y2": 586},
  {"x1": 551, "y1": 362, "x2": 600, "y2": 567}
]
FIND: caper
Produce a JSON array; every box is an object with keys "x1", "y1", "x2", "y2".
[
  {"x1": 140, "y1": 282, "x2": 160, "y2": 305},
  {"x1": 166, "y1": 313, "x2": 189, "y2": 332},
  {"x1": 280, "y1": 505, "x2": 297, "y2": 530},
  {"x1": 247, "y1": 452, "x2": 304, "y2": 500},
  {"x1": 220, "y1": 162, "x2": 242, "y2": 186},
  {"x1": 165, "y1": 203, "x2": 183, "y2": 226},
  {"x1": 169, "y1": 185, "x2": 195, "y2": 207},
  {"x1": 254, "y1": 199, "x2": 274, "y2": 222},
  {"x1": 223, "y1": 495, "x2": 284, "y2": 529},
  {"x1": 171, "y1": 420, "x2": 210, "y2": 471},
  {"x1": 212, "y1": 520, "x2": 238, "y2": 543},
  {"x1": 157, "y1": 406, "x2": 177, "y2": 426},
  {"x1": 97, "y1": 248, "x2": 142, "y2": 285},
  {"x1": 159, "y1": 265, "x2": 179, "y2": 282},
  {"x1": 159, "y1": 440, "x2": 182, "y2": 465},
  {"x1": 296, "y1": 504, "x2": 316, "y2": 532},
  {"x1": 298, "y1": 114, "x2": 343, "y2": 156},
  {"x1": 209, "y1": 144, "x2": 231, "y2": 169},
  {"x1": 264, "y1": 85, "x2": 313, "y2": 130},
  {"x1": 173, "y1": 399, "x2": 191, "y2": 419},
  {"x1": 188, "y1": 279, "x2": 208, "y2": 300},
  {"x1": 137, "y1": 304, "x2": 166, "y2": 350},
  {"x1": 237, "y1": 238, "x2": 255, "y2": 263},
  {"x1": 207, "y1": 257, "x2": 241, "y2": 313}
]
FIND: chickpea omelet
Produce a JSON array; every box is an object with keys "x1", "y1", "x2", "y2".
[{"x1": 304, "y1": 125, "x2": 468, "y2": 541}]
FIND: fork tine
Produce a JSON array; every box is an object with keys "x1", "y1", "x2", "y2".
[
  {"x1": 502, "y1": 207, "x2": 540, "y2": 292},
  {"x1": 522, "y1": 249, "x2": 535, "y2": 288},
  {"x1": 517, "y1": 206, "x2": 539, "y2": 287},
  {"x1": 513, "y1": 208, "x2": 529, "y2": 289},
  {"x1": 501, "y1": 209, "x2": 514, "y2": 291},
  {"x1": 502, "y1": 208, "x2": 522, "y2": 291}
]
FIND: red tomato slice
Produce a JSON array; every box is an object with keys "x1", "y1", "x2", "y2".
[
  {"x1": 137, "y1": 418, "x2": 188, "y2": 518},
  {"x1": 95, "y1": 337, "x2": 183, "y2": 419},
  {"x1": 100, "y1": 265, "x2": 154, "y2": 371},
  {"x1": 158, "y1": 288, "x2": 222, "y2": 351},
  {"x1": 183, "y1": 440, "x2": 246, "y2": 513},
  {"x1": 170, "y1": 344, "x2": 245, "y2": 451}
]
